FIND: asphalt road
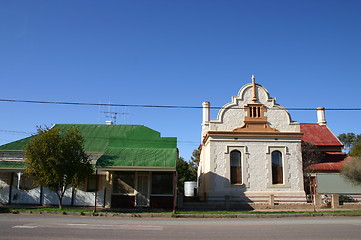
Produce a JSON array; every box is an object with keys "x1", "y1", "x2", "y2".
[{"x1": 1, "y1": 214, "x2": 361, "y2": 240}]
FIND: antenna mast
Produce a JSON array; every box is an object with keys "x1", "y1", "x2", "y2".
[{"x1": 101, "y1": 111, "x2": 129, "y2": 124}]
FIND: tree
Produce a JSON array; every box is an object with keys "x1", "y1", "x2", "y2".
[
  {"x1": 176, "y1": 157, "x2": 197, "y2": 194},
  {"x1": 350, "y1": 142, "x2": 361, "y2": 158},
  {"x1": 191, "y1": 149, "x2": 200, "y2": 166},
  {"x1": 338, "y1": 133, "x2": 361, "y2": 153},
  {"x1": 302, "y1": 141, "x2": 324, "y2": 210},
  {"x1": 24, "y1": 127, "x2": 93, "y2": 209},
  {"x1": 340, "y1": 157, "x2": 361, "y2": 187},
  {"x1": 302, "y1": 142, "x2": 324, "y2": 172}
]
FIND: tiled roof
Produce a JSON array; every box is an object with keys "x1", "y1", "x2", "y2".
[
  {"x1": 300, "y1": 123, "x2": 343, "y2": 147},
  {"x1": 0, "y1": 124, "x2": 177, "y2": 169}
]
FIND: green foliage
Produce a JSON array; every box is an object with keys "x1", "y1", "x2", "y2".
[
  {"x1": 338, "y1": 133, "x2": 361, "y2": 153},
  {"x1": 350, "y1": 142, "x2": 361, "y2": 157},
  {"x1": 340, "y1": 157, "x2": 361, "y2": 186},
  {"x1": 338, "y1": 133, "x2": 361, "y2": 186},
  {"x1": 24, "y1": 126, "x2": 93, "y2": 208},
  {"x1": 176, "y1": 157, "x2": 197, "y2": 194},
  {"x1": 191, "y1": 149, "x2": 200, "y2": 165}
]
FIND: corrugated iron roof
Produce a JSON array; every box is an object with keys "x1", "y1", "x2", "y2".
[
  {"x1": 55, "y1": 124, "x2": 176, "y2": 152},
  {"x1": 96, "y1": 148, "x2": 177, "y2": 168},
  {"x1": 300, "y1": 123, "x2": 343, "y2": 147},
  {"x1": 0, "y1": 137, "x2": 31, "y2": 151},
  {"x1": 308, "y1": 161, "x2": 345, "y2": 172},
  {"x1": 0, "y1": 161, "x2": 26, "y2": 169},
  {"x1": 0, "y1": 124, "x2": 177, "y2": 169}
]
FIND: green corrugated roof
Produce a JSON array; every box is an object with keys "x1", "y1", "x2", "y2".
[
  {"x1": 0, "y1": 161, "x2": 26, "y2": 169},
  {"x1": 0, "y1": 124, "x2": 177, "y2": 169},
  {"x1": 0, "y1": 137, "x2": 32, "y2": 151},
  {"x1": 96, "y1": 148, "x2": 177, "y2": 168}
]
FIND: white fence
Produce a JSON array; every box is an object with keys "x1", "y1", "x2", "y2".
[{"x1": 0, "y1": 186, "x2": 105, "y2": 207}]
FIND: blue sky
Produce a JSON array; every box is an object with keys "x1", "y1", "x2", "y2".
[{"x1": 1, "y1": 0, "x2": 360, "y2": 160}]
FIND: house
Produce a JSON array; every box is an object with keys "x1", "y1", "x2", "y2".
[
  {"x1": 300, "y1": 122, "x2": 347, "y2": 168},
  {"x1": 300, "y1": 120, "x2": 349, "y2": 203},
  {"x1": 299, "y1": 122, "x2": 361, "y2": 206},
  {"x1": 0, "y1": 123, "x2": 177, "y2": 209},
  {"x1": 197, "y1": 75, "x2": 347, "y2": 205}
]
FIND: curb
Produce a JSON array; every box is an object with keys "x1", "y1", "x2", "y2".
[{"x1": 174, "y1": 212, "x2": 361, "y2": 218}]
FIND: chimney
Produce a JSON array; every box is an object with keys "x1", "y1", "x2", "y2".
[
  {"x1": 202, "y1": 101, "x2": 210, "y2": 126},
  {"x1": 317, "y1": 107, "x2": 327, "y2": 125},
  {"x1": 202, "y1": 101, "x2": 210, "y2": 140}
]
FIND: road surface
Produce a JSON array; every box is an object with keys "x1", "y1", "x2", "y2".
[{"x1": 1, "y1": 214, "x2": 361, "y2": 239}]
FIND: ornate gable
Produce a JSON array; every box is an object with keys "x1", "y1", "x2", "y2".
[{"x1": 203, "y1": 75, "x2": 300, "y2": 134}]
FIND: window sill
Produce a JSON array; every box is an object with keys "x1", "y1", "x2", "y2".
[
  {"x1": 269, "y1": 183, "x2": 290, "y2": 188},
  {"x1": 231, "y1": 183, "x2": 245, "y2": 187}
]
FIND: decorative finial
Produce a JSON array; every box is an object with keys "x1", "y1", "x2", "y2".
[{"x1": 251, "y1": 75, "x2": 257, "y2": 102}]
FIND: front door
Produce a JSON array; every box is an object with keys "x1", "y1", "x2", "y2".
[{"x1": 136, "y1": 173, "x2": 149, "y2": 207}]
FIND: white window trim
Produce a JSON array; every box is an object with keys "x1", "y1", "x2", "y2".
[
  {"x1": 266, "y1": 146, "x2": 290, "y2": 188},
  {"x1": 225, "y1": 146, "x2": 249, "y2": 187}
]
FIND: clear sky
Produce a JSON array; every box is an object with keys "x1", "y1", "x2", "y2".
[{"x1": 1, "y1": 0, "x2": 361, "y2": 160}]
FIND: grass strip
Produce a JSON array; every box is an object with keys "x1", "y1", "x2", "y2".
[
  {"x1": 176, "y1": 210, "x2": 361, "y2": 215},
  {"x1": 2, "y1": 207, "x2": 361, "y2": 215}
]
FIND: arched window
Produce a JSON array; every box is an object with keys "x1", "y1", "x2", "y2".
[
  {"x1": 272, "y1": 151, "x2": 283, "y2": 184},
  {"x1": 230, "y1": 150, "x2": 242, "y2": 184}
]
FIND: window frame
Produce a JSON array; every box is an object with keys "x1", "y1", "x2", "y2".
[
  {"x1": 151, "y1": 172, "x2": 174, "y2": 196},
  {"x1": 86, "y1": 174, "x2": 99, "y2": 192},
  {"x1": 230, "y1": 150, "x2": 242, "y2": 184},
  {"x1": 226, "y1": 146, "x2": 248, "y2": 187},
  {"x1": 271, "y1": 150, "x2": 283, "y2": 184},
  {"x1": 267, "y1": 146, "x2": 290, "y2": 188},
  {"x1": 112, "y1": 171, "x2": 135, "y2": 195}
]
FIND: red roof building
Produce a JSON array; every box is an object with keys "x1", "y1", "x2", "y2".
[
  {"x1": 301, "y1": 120, "x2": 347, "y2": 172},
  {"x1": 307, "y1": 160, "x2": 348, "y2": 172},
  {"x1": 300, "y1": 123, "x2": 343, "y2": 148}
]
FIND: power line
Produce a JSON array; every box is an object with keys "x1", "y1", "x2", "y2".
[
  {"x1": 0, "y1": 130, "x2": 34, "y2": 135},
  {"x1": 0, "y1": 99, "x2": 204, "y2": 109},
  {"x1": 1, "y1": 98, "x2": 361, "y2": 111},
  {"x1": 0, "y1": 131, "x2": 199, "y2": 146}
]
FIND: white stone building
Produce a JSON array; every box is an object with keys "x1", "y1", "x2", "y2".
[{"x1": 198, "y1": 76, "x2": 306, "y2": 204}]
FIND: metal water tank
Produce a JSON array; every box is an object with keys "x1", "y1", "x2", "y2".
[{"x1": 184, "y1": 181, "x2": 197, "y2": 197}]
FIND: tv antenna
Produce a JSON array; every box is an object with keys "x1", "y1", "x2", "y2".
[{"x1": 101, "y1": 111, "x2": 129, "y2": 125}]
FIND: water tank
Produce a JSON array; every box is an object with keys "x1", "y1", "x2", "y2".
[{"x1": 184, "y1": 181, "x2": 197, "y2": 197}]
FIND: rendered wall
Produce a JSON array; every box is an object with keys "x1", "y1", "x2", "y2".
[{"x1": 198, "y1": 81, "x2": 306, "y2": 203}]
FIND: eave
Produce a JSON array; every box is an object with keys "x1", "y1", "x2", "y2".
[
  {"x1": 96, "y1": 166, "x2": 176, "y2": 172},
  {"x1": 202, "y1": 131, "x2": 303, "y2": 144}
]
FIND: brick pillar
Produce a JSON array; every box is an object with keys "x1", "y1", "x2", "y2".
[
  {"x1": 104, "y1": 172, "x2": 112, "y2": 208},
  {"x1": 314, "y1": 194, "x2": 322, "y2": 207},
  {"x1": 269, "y1": 194, "x2": 275, "y2": 207}
]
